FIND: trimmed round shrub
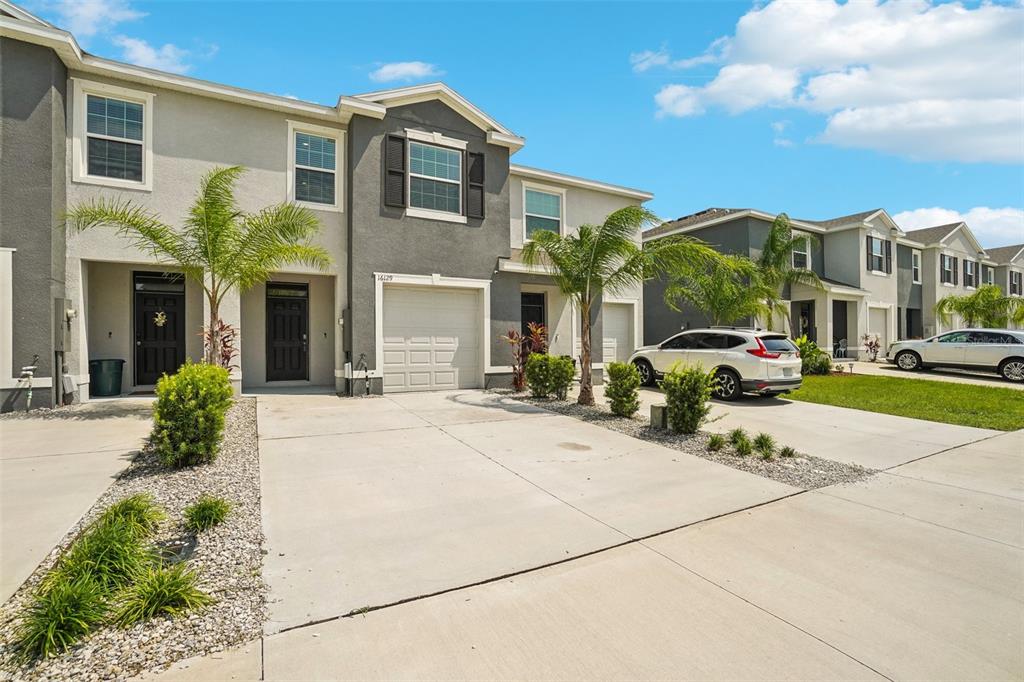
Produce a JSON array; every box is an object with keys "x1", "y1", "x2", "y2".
[
  {"x1": 524, "y1": 353, "x2": 553, "y2": 398},
  {"x1": 549, "y1": 355, "x2": 575, "y2": 400},
  {"x1": 152, "y1": 361, "x2": 233, "y2": 468},
  {"x1": 605, "y1": 362, "x2": 641, "y2": 417},
  {"x1": 659, "y1": 365, "x2": 714, "y2": 434}
]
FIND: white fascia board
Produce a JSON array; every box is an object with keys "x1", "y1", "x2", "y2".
[
  {"x1": 0, "y1": 0, "x2": 51, "y2": 26},
  {"x1": 511, "y1": 164, "x2": 653, "y2": 201},
  {"x1": 497, "y1": 259, "x2": 557, "y2": 275},
  {"x1": 643, "y1": 210, "x2": 823, "y2": 242},
  {"x1": 897, "y1": 237, "x2": 925, "y2": 248}
]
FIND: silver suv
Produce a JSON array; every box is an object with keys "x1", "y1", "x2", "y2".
[
  {"x1": 628, "y1": 328, "x2": 802, "y2": 401},
  {"x1": 886, "y1": 329, "x2": 1024, "y2": 382}
]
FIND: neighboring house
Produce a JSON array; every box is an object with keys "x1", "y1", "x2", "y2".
[
  {"x1": 984, "y1": 243, "x2": 1024, "y2": 329},
  {"x1": 902, "y1": 223, "x2": 992, "y2": 336},
  {"x1": 0, "y1": 1, "x2": 649, "y2": 410},
  {"x1": 643, "y1": 208, "x2": 906, "y2": 360}
]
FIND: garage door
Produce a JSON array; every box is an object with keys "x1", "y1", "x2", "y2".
[
  {"x1": 381, "y1": 286, "x2": 481, "y2": 393},
  {"x1": 602, "y1": 302, "x2": 634, "y2": 364},
  {"x1": 868, "y1": 307, "x2": 888, "y2": 352}
]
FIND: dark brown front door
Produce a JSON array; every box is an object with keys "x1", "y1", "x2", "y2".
[
  {"x1": 266, "y1": 283, "x2": 309, "y2": 381},
  {"x1": 134, "y1": 273, "x2": 186, "y2": 385}
]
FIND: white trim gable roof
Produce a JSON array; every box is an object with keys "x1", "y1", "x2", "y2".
[
  {"x1": 353, "y1": 83, "x2": 525, "y2": 152},
  {"x1": 942, "y1": 223, "x2": 987, "y2": 257},
  {"x1": 0, "y1": 0, "x2": 50, "y2": 26}
]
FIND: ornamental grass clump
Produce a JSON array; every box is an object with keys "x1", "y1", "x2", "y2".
[
  {"x1": 14, "y1": 575, "x2": 108, "y2": 661},
  {"x1": 184, "y1": 495, "x2": 232, "y2": 532},
  {"x1": 753, "y1": 432, "x2": 777, "y2": 459},
  {"x1": 728, "y1": 427, "x2": 748, "y2": 446},
  {"x1": 605, "y1": 362, "x2": 641, "y2": 417},
  {"x1": 706, "y1": 433, "x2": 726, "y2": 452},
  {"x1": 99, "y1": 493, "x2": 166, "y2": 540},
  {"x1": 44, "y1": 517, "x2": 155, "y2": 593},
  {"x1": 152, "y1": 361, "x2": 233, "y2": 468},
  {"x1": 113, "y1": 563, "x2": 214, "y2": 628},
  {"x1": 660, "y1": 365, "x2": 714, "y2": 434},
  {"x1": 780, "y1": 445, "x2": 798, "y2": 458},
  {"x1": 734, "y1": 436, "x2": 753, "y2": 457}
]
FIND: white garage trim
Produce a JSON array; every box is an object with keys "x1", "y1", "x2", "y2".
[
  {"x1": 604, "y1": 297, "x2": 641, "y2": 349},
  {"x1": 373, "y1": 272, "x2": 496, "y2": 382}
]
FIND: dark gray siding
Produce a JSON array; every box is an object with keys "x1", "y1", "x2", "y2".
[
  {"x1": 896, "y1": 244, "x2": 922, "y2": 310},
  {"x1": 0, "y1": 39, "x2": 67, "y2": 411}
]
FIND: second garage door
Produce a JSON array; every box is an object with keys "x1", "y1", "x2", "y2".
[{"x1": 381, "y1": 286, "x2": 482, "y2": 393}]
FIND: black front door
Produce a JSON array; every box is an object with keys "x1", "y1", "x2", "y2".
[
  {"x1": 266, "y1": 283, "x2": 309, "y2": 381},
  {"x1": 134, "y1": 273, "x2": 186, "y2": 385},
  {"x1": 521, "y1": 292, "x2": 546, "y2": 336}
]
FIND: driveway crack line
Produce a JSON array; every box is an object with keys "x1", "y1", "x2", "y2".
[
  {"x1": 880, "y1": 431, "x2": 1011, "y2": 472},
  {"x1": 879, "y1": 471, "x2": 1022, "y2": 502}
]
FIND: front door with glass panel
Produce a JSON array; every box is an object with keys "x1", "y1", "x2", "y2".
[
  {"x1": 134, "y1": 273, "x2": 186, "y2": 386},
  {"x1": 266, "y1": 283, "x2": 309, "y2": 381}
]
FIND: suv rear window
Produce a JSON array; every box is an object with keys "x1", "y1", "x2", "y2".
[{"x1": 760, "y1": 336, "x2": 798, "y2": 352}]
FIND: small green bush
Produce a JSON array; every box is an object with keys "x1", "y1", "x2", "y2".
[
  {"x1": 659, "y1": 365, "x2": 714, "y2": 434},
  {"x1": 706, "y1": 433, "x2": 726, "y2": 452},
  {"x1": 46, "y1": 518, "x2": 154, "y2": 592},
  {"x1": 152, "y1": 361, "x2": 233, "y2": 468},
  {"x1": 99, "y1": 494, "x2": 165, "y2": 540},
  {"x1": 794, "y1": 335, "x2": 832, "y2": 375},
  {"x1": 14, "y1": 575, "x2": 107, "y2": 660},
  {"x1": 549, "y1": 355, "x2": 575, "y2": 400},
  {"x1": 734, "y1": 436, "x2": 753, "y2": 457},
  {"x1": 728, "y1": 427, "x2": 748, "y2": 446},
  {"x1": 754, "y1": 433, "x2": 776, "y2": 459},
  {"x1": 184, "y1": 495, "x2": 232, "y2": 532},
  {"x1": 605, "y1": 362, "x2": 641, "y2": 417},
  {"x1": 779, "y1": 445, "x2": 798, "y2": 458},
  {"x1": 113, "y1": 563, "x2": 214, "y2": 627},
  {"x1": 524, "y1": 354, "x2": 575, "y2": 399}
]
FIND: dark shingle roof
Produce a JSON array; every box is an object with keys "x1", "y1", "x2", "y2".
[
  {"x1": 903, "y1": 223, "x2": 963, "y2": 245},
  {"x1": 643, "y1": 208, "x2": 748, "y2": 240},
  {"x1": 798, "y1": 208, "x2": 882, "y2": 228},
  {"x1": 985, "y1": 244, "x2": 1024, "y2": 264}
]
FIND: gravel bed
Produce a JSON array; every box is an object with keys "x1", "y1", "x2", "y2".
[
  {"x1": 507, "y1": 392, "x2": 875, "y2": 490},
  {"x1": 0, "y1": 398, "x2": 265, "y2": 681}
]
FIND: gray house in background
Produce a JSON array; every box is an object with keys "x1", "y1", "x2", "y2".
[{"x1": 0, "y1": 0, "x2": 650, "y2": 410}]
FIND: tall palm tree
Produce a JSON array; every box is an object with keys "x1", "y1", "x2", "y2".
[
  {"x1": 663, "y1": 255, "x2": 775, "y2": 326},
  {"x1": 756, "y1": 213, "x2": 824, "y2": 328},
  {"x1": 935, "y1": 284, "x2": 1024, "y2": 328},
  {"x1": 66, "y1": 166, "x2": 331, "y2": 365},
  {"x1": 522, "y1": 206, "x2": 718, "y2": 405}
]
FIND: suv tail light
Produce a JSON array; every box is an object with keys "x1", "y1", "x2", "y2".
[{"x1": 747, "y1": 337, "x2": 781, "y2": 359}]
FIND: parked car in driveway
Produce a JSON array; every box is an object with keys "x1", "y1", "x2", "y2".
[
  {"x1": 629, "y1": 328, "x2": 802, "y2": 400},
  {"x1": 886, "y1": 329, "x2": 1024, "y2": 382}
]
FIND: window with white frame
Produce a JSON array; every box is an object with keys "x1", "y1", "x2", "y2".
[
  {"x1": 964, "y1": 259, "x2": 977, "y2": 288},
  {"x1": 868, "y1": 236, "x2": 885, "y2": 272},
  {"x1": 912, "y1": 250, "x2": 921, "y2": 283},
  {"x1": 294, "y1": 132, "x2": 336, "y2": 205},
  {"x1": 791, "y1": 235, "x2": 810, "y2": 270},
  {"x1": 1012, "y1": 271, "x2": 1023, "y2": 296},
  {"x1": 524, "y1": 188, "x2": 562, "y2": 240},
  {"x1": 409, "y1": 141, "x2": 462, "y2": 214},
  {"x1": 73, "y1": 79, "x2": 153, "y2": 190},
  {"x1": 941, "y1": 254, "x2": 955, "y2": 284}
]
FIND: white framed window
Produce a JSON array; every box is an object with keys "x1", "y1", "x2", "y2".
[
  {"x1": 1012, "y1": 271, "x2": 1023, "y2": 296},
  {"x1": 964, "y1": 259, "x2": 977, "y2": 288},
  {"x1": 287, "y1": 121, "x2": 344, "y2": 212},
  {"x1": 868, "y1": 236, "x2": 885, "y2": 272},
  {"x1": 912, "y1": 250, "x2": 922, "y2": 284},
  {"x1": 523, "y1": 184, "x2": 565, "y2": 241},
  {"x1": 940, "y1": 254, "x2": 955, "y2": 284},
  {"x1": 791, "y1": 234, "x2": 810, "y2": 270},
  {"x1": 407, "y1": 133, "x2": 464, "y2": 221},
  {"x1": 72, "y1": 78, "x2": 154, "y2": 191}
]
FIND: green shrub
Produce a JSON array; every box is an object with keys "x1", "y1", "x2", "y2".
[
  {"x1": 706, "y1": 433, "x2": 726, "y2": 452},
  {"x1": 779, "y1": 445, "x2": 798, "y2": 458},
  {"x1": 14, "y1": 575, "x2": 107, "y2": 660},
  {"x1": 549, "y1": 356, "x2": 575, "y2": 400},
  {"x1": 794, "y1": 335, "x2": 832, "y2": 375},
  {"x1": 659, "y1": 365, "x2": 714, "y2": 434},
  {"x1": 734, "y1": 436, "x2": 753, "y2": 457},
  {"x1": 99, "y1": 494, "x2": 165, "y2": 540},
  {"x1": 605, "y1": 362, "x2": 640, "y2": 417},
  {"x1": 152, "y1": 361, "x2": 233, "y2": 468},
  {"x1": 753, "y1": 432, "x2": 776, "y2": 459},
  {"x1": 184, "y1": 495, "x2": 232, "y2": 532},
  {"x1": 728, "y1": 428, "x2": 748, "y2": 446},
  {"x1": 113, "y1": 563, "x2": 214, "y2": 627},
  {"x1": 524, "y1": 353, "x2": 552, "y2": 398},
  {"x1": 46, "y1": 518, "x2": 154, "y2": 592}
]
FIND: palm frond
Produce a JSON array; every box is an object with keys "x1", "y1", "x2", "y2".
[{"x1": 229, "y1": 203, "x2": 331, "y2": 291}]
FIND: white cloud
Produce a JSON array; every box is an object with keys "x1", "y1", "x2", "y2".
[
  {"x1": 630, "y1": 39, "x2": 727, "y2": 73},
  {"x1": 641, "y1": 0, "x2": 1024, "y2": 163},
  {"x1": 894, "y1": 207, "x2": 1024, "y2": 248},
  {"x1": 112, "y1": 36, "x2": 191, "y2": 74},
  {"x1": 50, "y1": 0, "x2": 143, "y2": 37},
  {"x1": 771, "y1": 120, "x2": 793, "y2": 147},
  {"x1": 369, "y1": 61, "x2": 443, "y2": 83}
]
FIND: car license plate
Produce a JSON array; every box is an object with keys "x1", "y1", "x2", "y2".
[{"x1": 783, "y1": 368, "x2": 792, "y2": 377}]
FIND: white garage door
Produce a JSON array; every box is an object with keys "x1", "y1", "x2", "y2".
[
  {"x1": 868, "y1": 307, "x2": 888, "y2": 352},
  {"x1": 381, "y1": 286, "x2": 481, "y2": 393},
  {"x1": 602, "y1": 302, "x2": 634, "y2": 364}
]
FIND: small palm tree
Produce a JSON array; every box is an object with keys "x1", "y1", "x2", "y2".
[
  {"x1": 523, "y1": 206, "x2": 718, "y2": 405},
  {"x1": 756, "y1": 213, "x2": 824, "y2": 327},
  {"x1": 66, "y1": 166, "x2": 331, "y2": 365},
  {"x1": 935, "y1": 284, "x2": 1024, "y2": 328},
  {"x1": 664, "y1": 255, "x2": 775, "y2": 326}
]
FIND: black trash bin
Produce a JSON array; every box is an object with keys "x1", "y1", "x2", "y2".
[{"x1": 89, "y1": 359, "x2": 125, "y2": 397}]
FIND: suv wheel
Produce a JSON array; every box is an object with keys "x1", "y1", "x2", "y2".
[
  {"x1": 999, "y1": 358, "x2": 1024, "y2": 383},
  {"x1": 895, "y1": 350, "x2": 921, "y2": 371},
  {"x1": 633, "y1": 359, "x2": 655, "y2": 387},
  {"x1": 713, "y1": 369, "x2": 742, "y2": 401}
]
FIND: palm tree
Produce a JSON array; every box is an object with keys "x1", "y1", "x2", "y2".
[
  {"x1": 756, "y1": 213, "x2": 824, "y2": 328},
  {"x1": 522, "y1": 206, "x2": 718, "y2": 405},
  {"x1": 663, "y1": 255, "x2": 775, "y2": 326},
  {"x1": 66, "y1": 166, "x2": 331, "y2": 365},
  {"x1": 935, "y1": 284, "x2": 1024, "y2": 328}
]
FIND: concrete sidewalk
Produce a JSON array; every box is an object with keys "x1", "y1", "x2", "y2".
[{"x1": 0, "y1": 399, "x2": 152, "y2": 601}]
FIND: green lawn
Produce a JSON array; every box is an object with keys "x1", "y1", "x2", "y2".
[{"x1": 788, "y1": 374, "x2": 1024, "y2": 431}]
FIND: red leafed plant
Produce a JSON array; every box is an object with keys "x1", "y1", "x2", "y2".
[
  {"x1": 202, "y1": 319, "x2": 239, "y2": 371},
  {"x1": 501, "y1": 329, "x2": 527, "y2": 391},
  {"x1": 526, "y1": 322, "x2": 548, "y2": 355}
]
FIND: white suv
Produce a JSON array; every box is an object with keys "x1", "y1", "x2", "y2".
[
  {"x1": 628, "y1": 328, "x2": 803, "y2": 401},
  {"x1": 886, "y1": 329, "x2": 1024, "y2": 382}
]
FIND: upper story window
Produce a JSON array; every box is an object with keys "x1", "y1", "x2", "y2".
[
  {"x1": 940, "y1": 254, "x2": 958, "y2": 285},
  {"x1": 524, "y1": 188, "x2": 563, "y2": 240},
  {"x1": 791, "y1": 235, "x2": 810, "y2": 270},
  {"x1": 912, "y1": 250, "x2": 922, "y2": 284},
  {"x1": 409, "y1": 141, "x2": 462, "y2": 215},
  {"x1": 866, "y1": 236, "x2": 890, "y2": 273},
  {"x1": 1012, "y1": 271, "x2": 1023, "y2": 296},
  {"x1": 963, "y1": 259, "x2": 977, "y2": 288},
  {"x1": 72, "y1": 79, "x2": 154, "y2": 191},
  {"x1": 287, "y1": 121, "x2": 343, "y2": 212}
]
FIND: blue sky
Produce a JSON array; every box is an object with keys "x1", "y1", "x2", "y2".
[{"x1": 28, "y1": 0, "x2": 1024, "y2": 247}]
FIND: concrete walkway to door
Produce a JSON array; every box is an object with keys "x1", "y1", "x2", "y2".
[{"x1": 257, "y1": 390, "x2": 796, "y2": 633}]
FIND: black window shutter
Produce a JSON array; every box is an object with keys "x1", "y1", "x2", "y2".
[
  {"x1": 866, "y1": 236, "x2": 872, "y2": 271},
  {"x1": 884, "y1": 239, "x2": 892, "y2": 274},
  {"x1": 465, "y1": 152, "x2": 485, "y2": 219},
  {"x1": 952, "y1": 257, "x2": 959, "y2": 285},
  {"x1": 383, "y1": 134, "x2": 406, "y2": 208}
]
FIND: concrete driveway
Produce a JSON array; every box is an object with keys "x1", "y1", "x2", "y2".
[
  {"x1": 849, "y1": 359, "x2": 1024, "y2": 390},
  {"x1": 258, "y1": 390, "x2": 796, "y2": 633},
  {"x1": 0, "y1": 399, "x2": 151, "y2": 601}
]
